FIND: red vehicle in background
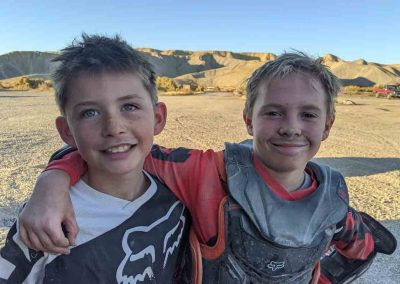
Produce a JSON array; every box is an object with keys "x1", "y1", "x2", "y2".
[{"x1": 373, "y1": 84, "x2": 400, "y2": 99}]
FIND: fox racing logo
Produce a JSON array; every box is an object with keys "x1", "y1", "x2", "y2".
[
  {"x1": 116, "y1": 201, "x2": 186, "y2": 284},
  {"x1": 267, "y1": 260, "x2": 285, "y2": 271}
]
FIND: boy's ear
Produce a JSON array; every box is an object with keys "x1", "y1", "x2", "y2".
[
  {"x1": 243, "y1": 110, "x2": 254, "y2": 136},
  {"x1": 153, "y1": 102, "x2": 167, "y2": 135},
  {"x1": 55, "y1": 116, "x2": 77, "y2": 147},
  {"x1": 322, "y1": 116, "x2": 335, "y2": 141}
]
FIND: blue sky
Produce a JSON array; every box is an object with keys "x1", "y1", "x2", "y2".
[{"x1": 1, "y1": 0, "x2": 399, "y2": 64}]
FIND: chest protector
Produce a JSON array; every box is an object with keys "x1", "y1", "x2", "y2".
[{"x1": 201, "y1": 143, "x2": 349, "y2": 284}]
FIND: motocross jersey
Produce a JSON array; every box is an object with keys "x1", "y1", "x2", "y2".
[{"x1": 0, "y1": 173, "x2": 190, "y2": 284}]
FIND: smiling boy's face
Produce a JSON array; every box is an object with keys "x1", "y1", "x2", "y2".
[
  {"x1": 56, "y1": 72, "x2": 166, "y2": 180},
  {"x1": 244, "y1": 72, "x2": 334, "y2": 177}
]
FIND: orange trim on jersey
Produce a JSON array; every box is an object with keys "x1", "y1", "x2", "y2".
[
  {"x1": 200, "y1": 195, "x2": 229, "y2": 260},
  {"x1": 214, "y1": 151, "x2": 227, "y2": 183},
  {"x1": 46, "y1": 151, "x2": 87, "y2": 185},
  {"x1": 189, "y1": 228, "x2": 202, "y2": 284},
  {"x1": 318, "y1": 271, "x2": 333, "y2": 284},
  {"x1": 253, "y1": 154, "x2": 318, "y2": 200}
]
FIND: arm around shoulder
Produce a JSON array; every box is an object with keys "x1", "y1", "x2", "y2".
[{"x1": 46, "y1": 150, "x2": 86, "y2": 185}]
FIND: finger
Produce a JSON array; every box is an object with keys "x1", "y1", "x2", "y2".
[
  {"x1": 42, "y1": 241, "x2": 71, "y2": 255},
  {"x1": 44, "y1": 224, "x2": 70, "y2": 248},
  {"x1": 63, "y1": 218, "x2": 79, "y2": 246},
  {"x1": 26, "y1": 231, "x2": 46, "y2": 252},
  {"x1": 28, "y1": 229, "x2": 70, "y2": 254},
  {"x1": 39, "y1": 219, "x2": 71, "y2": 252},
  {"x1": 47, "y1": 245, "x2": 71, "y2": 255},
  {"x1": 19, "y1": 225, "x2": 33, "y2": 249},
  {"x1": 38, "y1": 229, "x2": 70, "y2": 255}
]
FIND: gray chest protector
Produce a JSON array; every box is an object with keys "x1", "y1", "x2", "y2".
[{"x1": 202, "y1": 143, "x2": 349, "y2": 284}]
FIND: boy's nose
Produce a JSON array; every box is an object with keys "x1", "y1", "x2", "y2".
[
  {"x1": 278, "y1": 120, "x2": 301, "y2": 137},
  {"x1": 279, "y1": 127, "x2": 301, "y2": 137},
  {"x1": 102, "y1": 116, "x2": 127, "y2": 137}
]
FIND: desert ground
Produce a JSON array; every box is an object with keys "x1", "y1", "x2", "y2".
[{"x1": 0, "y1": 90, "x2": 399, "y2": 283}]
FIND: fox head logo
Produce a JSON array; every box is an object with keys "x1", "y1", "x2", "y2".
[
  {"x1": 267, "y1": 260, "x2": 285, "y2": 271},
  {"x1": 116, "y1": 201, "x2": 186, "y2": 284}
]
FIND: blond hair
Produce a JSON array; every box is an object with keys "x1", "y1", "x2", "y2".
[{"x1": 245, "y1": 51, "x2": 340, "y2": 118}]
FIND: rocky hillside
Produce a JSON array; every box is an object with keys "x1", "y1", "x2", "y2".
[
  {"x1": 0, "y1": 51, "x2": 57, "y2": 80},
  {"x1": 321, "y1": 54, "x2": 400, "y2": 87},
  {"x1": 1, "y1": 49, "x2": 399, "y2": 88}
]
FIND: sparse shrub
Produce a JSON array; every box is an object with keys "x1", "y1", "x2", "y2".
[
  {"x1": 160, "y1": 90, "x2": 194, "y2": 96},
  {"x1": 156, "y1": 76, "x2": 177, "y2": 91},
  {"x1": 195, "y1": 85, "x2": 204, "y2": 92},
  {"x1": 16, "y1": 77, "x2": 32, "y2": 90},
  {"x1": 37, "y1": 80, "x2": 53, "y2": 91},
  {"x1": 0, "y1": 77, "x2": 53, "y2": 91},
  {"x1": 342, "y1": 85, "x2": 373, "y2": 95},
  {"x1": 219, "y1": 87, "x2": 234, "y2": 92},
  {"x1": 233, "y1": 86, "x2": 246, "y2": 96},
  {"x1": 180, "y1": 84, "x2": 192, "y2": 92},
  {"x1": 174, "y1": 79, "x2": 201, "y2": 92}
]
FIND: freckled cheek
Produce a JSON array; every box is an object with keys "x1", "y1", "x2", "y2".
[
  {"x1": 309, "y1": 126, "x2": 327, "y2": 139},
  {"x1": 76, "y1": 125, "x2": 95, "y2": 137},
  {"x1": 73, "y1": 126, "x2": 100, "y2": 147},
  {"x1": 254, "y1": 121, "x2": 277, "y2": 135},
  {"x1": 76, "y1": 136, "x2": 96, "y2": 149}
]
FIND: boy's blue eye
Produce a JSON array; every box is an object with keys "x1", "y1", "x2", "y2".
[
  {"x1": 303, "y1": 112, "x2": 318, "y2": 119},
  {"x1": 81, "y1": 109, "x2": 99, "y2": 118},
  {"x1": 266, "y1": 111, "x2": 281, "y2": 117},
  {"x1": 121, "y1": 104, "x2": 137, "y2": 112}
]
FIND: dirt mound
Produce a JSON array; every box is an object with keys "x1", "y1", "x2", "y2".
[{"x1": 175, "y1": 60, "x2": 264, "y2": 88}]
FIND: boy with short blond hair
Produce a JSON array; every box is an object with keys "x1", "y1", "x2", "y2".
[
  {"x1": 18, "y1": 52, "x2": 395, "y2": 283},
  {"x1": 0, "y1": 34, "x2": 190, "y2": 283}
]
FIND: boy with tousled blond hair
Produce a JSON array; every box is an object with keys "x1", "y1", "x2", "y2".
[
  {"x1": 17, "y1": 51, "x2": 396, "y2": 283},
  {"x1": 0, "y1": 34, "x2": 190, "y2": 283}
]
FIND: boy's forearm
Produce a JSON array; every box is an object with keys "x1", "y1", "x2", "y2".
[
  {"x1": 37, "y1": 170, "x2": 71, "y2": 192},
  {"x1": 19, "y1": 169, "x2": 78, "y2": 253},
  {"x1": 23, "y1": 170, "x2": 71, "y2": 219}
]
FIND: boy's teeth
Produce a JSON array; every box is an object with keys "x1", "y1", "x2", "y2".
[{"x1": 107, "y1": 145, "x2": 131, "y2": 153}]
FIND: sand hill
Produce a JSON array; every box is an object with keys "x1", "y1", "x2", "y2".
[
  {"x1": 1, "y1": 49, "x2": 399, "y2": 88},
  {"x1": 321, "y1": 54, "x2": 400, "y2": 86}
]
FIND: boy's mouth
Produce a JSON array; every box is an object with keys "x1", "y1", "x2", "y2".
[
  {"x1": 105, "y1": 144, "x2": 135, "y2": 153},
  {"x1": 270, "y1": 141, "x2": 308, "y2": 155},
  {"x1": 272, "y1": 142, "x2": 307, "y2": 147}
]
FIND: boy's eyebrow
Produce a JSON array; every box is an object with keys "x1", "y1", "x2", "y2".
[
  {"x1": 259, "y1": 103, "x2": 323, "y2": 112},
  {"x1": 260, "y1": 103, "x2": 283, "y2": 109},
  {"x1": 300, "y1": 104, "x2": 323, "y2": 112},
  {"x1": 72, "y1": 94, "x2": 144, "y2": 109},
  {"x1": 258, "y1": 103, "x2": 286, "y2": 111},
  {"x1": 117, "y1": 94, "x2": 145, "y2": 101},
  {"x1": 72, "y1": 101, "x2": 98, "y2": 110}
]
